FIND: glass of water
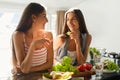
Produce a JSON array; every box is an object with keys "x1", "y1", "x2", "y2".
[{"x1": 95, "y1": 62, "x2": 103, "y2": 79}]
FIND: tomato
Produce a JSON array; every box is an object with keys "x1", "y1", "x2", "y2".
[
  {"x1": 78, "y1": 64, "x2": 85, "y2": 72},
  {"x1": 78, "y1": 63, "x2": 93, "y2": 72},
  {"x1": 84, "y1": 63, "x2": 92, "y2": 71}
]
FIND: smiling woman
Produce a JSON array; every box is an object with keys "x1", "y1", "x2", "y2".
[
  {"x1": 0, "y1": 9, "x2": 56, "y2": 80},
  {"x1": 1, "y1": 0, "x2": 120, "y2": 80}
]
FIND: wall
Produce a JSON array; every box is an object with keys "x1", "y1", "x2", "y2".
[{"x1": 75, "y1": 0, "x2": 120, "y2": 52}]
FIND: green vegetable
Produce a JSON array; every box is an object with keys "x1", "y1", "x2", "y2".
[
  {"x1": 89, "y1": 47, "x2": 100, "y2": 55},
  {"x1": 62, "y1": 56, "x2": 72, "y2": 65},
  {"x1": 103, "y1": 59, "x2": 119, "y2": 71},
  {"x1": 43, "y1": 73, "x2": 52, "y2": 79},
  {"x1": 66, "y1": 31, "x2": 71, "y2": 36},
  {"x1": 52, "y1": 56, "x2": 78, "y2": 74},
  {"x1": 52, "y1": 62, "x2": 62, "y2": 71}
]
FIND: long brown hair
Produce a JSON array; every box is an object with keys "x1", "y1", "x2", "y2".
[
  {"x1": 11, "y1": 2, "x2": 45, "y2": 67},
  {"x1": 16, "y1": 2, "x2": 45, "y2": 32},
  {"x1": 62, "y1": 8, "x2": 89, "y2": 36}
]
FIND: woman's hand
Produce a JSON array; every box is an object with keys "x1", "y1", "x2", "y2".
[
  {"x1": 32, "y1": 38, "x2": 51, "y2": 49},
  {"x1": 11, "y1": 67, "x2": 22, "y2": 74},
  {"x1": 69, "y1": 30, "x2": 80, "y2": 43}
]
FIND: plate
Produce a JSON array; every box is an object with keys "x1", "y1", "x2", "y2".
[
  {"x1": 103, "y1": 70, "x2": 116, "y2": 73},
  {"x1": 42, "y1": 75, "x2": 72, "y2": 80}
]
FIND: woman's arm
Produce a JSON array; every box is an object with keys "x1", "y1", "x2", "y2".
[
  {"x1": 75, "y1": 37, "x2": 85, "y2": 65},
  {"x1": 13, "y1": 31, "x2": 51, "y2": 73},
  {"x1": 75, "y1": 34, "x2": 92, "y2": 65},
  {"x1": 83, "y1": 34, "x2": 92, "y2": 62},
  {"x1": 69, "y1": 31, "x2": 84, "y2": 65},
  {"x1": 53, "y1": 35, "x2": 63, "y2": 51},
  {"x1": 53, "y1": 35, "x2": 64, "y2": 64},
  {"x1": 12, "y1": 31, "x2": 35, "y2": 73}
]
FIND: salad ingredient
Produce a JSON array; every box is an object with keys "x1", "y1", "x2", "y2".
[
  {"x1": 43, "y1": 71, "x2": 73, "y2": 79},
  {"x1": 78, "y1": 64, "x2": 85, "y2": 72},
  {"x1": 66, "y1": 31, "x2": 71, "y2": 36},
  {"x1": 52, "y1": 56, "x2": 78, "y2": 74},
  {"x1": 43, "y1": 73, "x2": 52, "y2": 79},
  {"x1": 78, "y1": 63, "x2": 93, "y2": 72},
  {"x1": 84, "y1": 62, "x2": 92, "y2": 71},
  {"x1": 50, "y1": 71, "x2": 73, "y2": 79},
  {"x1": 89, "y1": 47, "x2": 100, "y2": 55},
  {"x1": 103, "y1": 59, "x2": 119, "y2": 71}
]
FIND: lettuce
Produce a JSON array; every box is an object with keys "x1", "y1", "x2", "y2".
[
  {"x1": 52, "y1": 56, "x2": 78, "y2": 74},
  {"x1": 103, "y1": 59, "x2": 119, "y2": 71}
]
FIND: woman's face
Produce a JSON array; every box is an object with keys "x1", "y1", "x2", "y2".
[
  {"x1": 66, "y1": 12, "x2": 79, "y2": 32},
  {"x1": 32, "y1": 10, "x2": 48, "y2": 29}
]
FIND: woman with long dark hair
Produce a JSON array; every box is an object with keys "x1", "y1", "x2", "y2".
[
  {"x1": 54, "y1": 8, "x2": 92, "y2": 66},
  {"x1": 11, "y1": 2, "x2": 53, "y2": 80}
]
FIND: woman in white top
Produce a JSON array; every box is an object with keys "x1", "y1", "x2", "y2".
[
  {"x1": 54, "y1": 8, "x2": 92, "y2": 66},
  {"x1": 11, "y1": 2, "x2": 53, "y2": 80}
]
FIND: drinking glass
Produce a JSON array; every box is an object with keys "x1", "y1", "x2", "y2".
[{"x1": 95, "y1": 61, "x2": 103, "y2": 79}]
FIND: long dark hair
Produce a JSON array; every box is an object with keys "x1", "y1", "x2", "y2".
[
  {"x1": 11, "y1": 2, "x2": 45, "y2": 67},
  {"x1": 16, "y1": 2, "x2": 45, "y2": 32},
  {"x1": 62, "y1": 8, "x2": 89, "y2": 36}
]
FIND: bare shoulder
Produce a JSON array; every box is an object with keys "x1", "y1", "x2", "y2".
[
  {"x1": 86, "y1": 34, "x2": 92, "y2": 39},
  {"x1": 45, "y1": 31, "x2": 52, "y2": 36},
  {"x1": 54, "y1": 34, "x2": 65, "y2": 43},
  {"x1": 12, "y1": 31, "x2": 24, "y2": 41},
  {"x1": 53, "y1": 34, "x2": 66, "y2": 48},
  {"x1": 86, "y1": 34, "x2": 92, "y2": 45},
  {"x1": 44, "y1": 31, "x2": 53, "y2": 40}
]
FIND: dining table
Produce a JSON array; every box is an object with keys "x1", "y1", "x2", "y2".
[
  {"x1": 90, "y1": 71, "x2": 120, "y2": 80},
  {"x1": 10, "y1": 67, "x2": 120, "y2": 80},
  {"x1": 89, "y1": 52, "x2": 120, "y2": 80},
  {"x1": 9, "y1": 52, "x2": 120, "y2": 80}
]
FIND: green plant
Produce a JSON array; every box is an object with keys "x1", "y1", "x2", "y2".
[{"x1": 89, "y1": 47, "x2": 100, "y2": 55}]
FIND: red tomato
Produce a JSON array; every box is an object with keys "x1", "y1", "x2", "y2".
[
  {"x1": 78, "y1": 64, "x2": 85, "y2": 72},
  {"x1": 84, "y1": 63, "x2": 92, "y2": 71}
]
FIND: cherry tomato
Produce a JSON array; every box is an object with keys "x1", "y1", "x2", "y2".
[
  {"x1": 78, "y1": 64, "x2": 85, "y2": 72},
  {"x1": 84, "y1": 62, "x2": 92, "y2": 71}
]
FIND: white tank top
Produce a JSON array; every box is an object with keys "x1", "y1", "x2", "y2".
[
  {"x1": 24, "y1": 34, "x2": 47, "y2": 67},
  {"x1": 67, "y1": 50, "x2": 76, "y2": 64}
]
